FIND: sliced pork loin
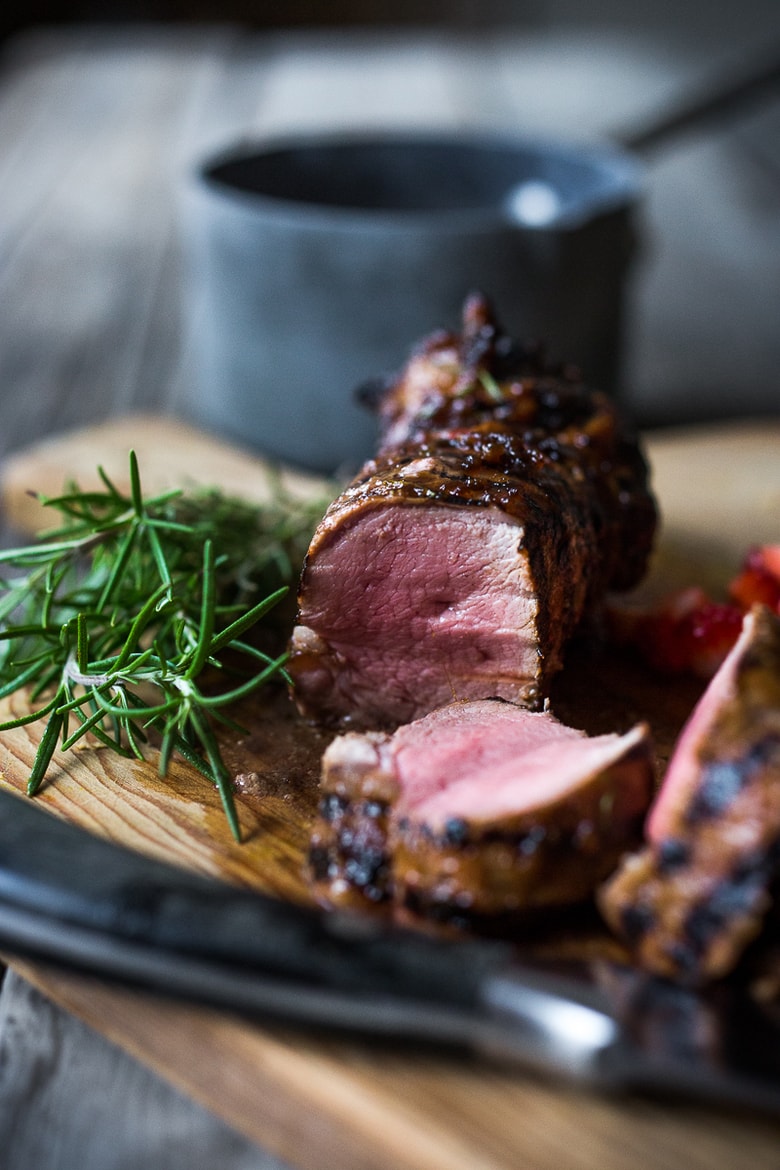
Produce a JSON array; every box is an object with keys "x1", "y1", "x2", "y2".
[
  {"x1": 599, "y1": 604, "x2": 780, "y2": 984},
  {"x1": 289, "y1": 295, "x2": 656, "y2": 730},
  {"x1": 309, "y1": 730, "x2": 397, "y2": 910},
  {"x1": 309, "y1": 699, "x2": 655, "y2": 921}
]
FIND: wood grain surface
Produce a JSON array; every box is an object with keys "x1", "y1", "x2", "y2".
[
  {"x1": 0, "y1": 415, "x2": 779, "y2": 1170},
  {"x1": 1, "y1": 23, "x2": 778, "y2": 457},
  {"x1": 6, "y1": 955, "x2": 780, "y2": 1170},
  {"x1": 0, "y1": 413, "x2": 328, "y2": 537},
  {"x1": 0, "y1": 24, "x2": 778, "y2": 1169}
]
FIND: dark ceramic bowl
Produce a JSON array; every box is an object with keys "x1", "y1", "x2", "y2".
[{"x1": 180, "y1": 133, "x2": 643, "y2": 474}]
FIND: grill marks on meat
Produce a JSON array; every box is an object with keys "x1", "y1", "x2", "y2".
[
  {"x1": 289, "y1": 294, "x2": 657, "y2": 730},
  {"x1": 309, "y1": 699, "x2": 655, "y2": 922},
  {"x1": 309, "y1": 731, "x2": 397, "y2": 909},
  {"x1": 599, "y1": 605, "x2": 780, "y2": 984},
  {"x1": 395, "y1": 726, "x2": 655, "y2": 922}
]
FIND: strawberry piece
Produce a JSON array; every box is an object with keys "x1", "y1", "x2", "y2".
[
  {"x1": 609, "y1": 587, "x2": 744, "y2": 679},
  {"x1": 669, "y1": 598, "x2": 745, "y2": 678},
  {"x1": 729, "y1": 545, "x2": 780, "y2": 614},
  {"x1": 610, "y1": 544, "x2": 780, "y2": 679}
]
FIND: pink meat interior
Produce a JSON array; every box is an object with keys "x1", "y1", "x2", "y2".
[
  {"x1": 302, "y1": 504, "x2": 540, "y2": 723},
  {"x1": 409, "y1": 730, "x2": 633, "y2": 830},
  {"x1": 646, "y1": 610, "x2": 751, "y2": 842},
  {"x1": 390, "y1": 699, "x2": 584, "y2": 816}
]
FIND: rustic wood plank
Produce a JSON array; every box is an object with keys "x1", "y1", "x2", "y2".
[
  {"x1": 0, "y1": 413, "x2": 329, "y2": 535},
  {"x1": 0, "y1": 690, "x2": 324, "y2": 903},
  {"x1": 0, "y1": 38, "x2": 188, "y2": 448},
  {"x1": 0, "y1": 970, "x2": 287, "y2": 1170},
  {"x1": 0, "y1": 28, "x2": 274, "y2": 452},
  {"x1": 0, "y1": 25, "x2": 777, "y2": 467},
  {"x1": 636, "y1": 419, "x2": 780, "y2": 597},
  {"x1": 7, "y1": 958, "x2": 780, "y2": 1170},
  {"x1": 0, "y1": 24, "x2": 777, "y2": 1169},
  {"x1": 0, "y1": 416, "x2": 779, "y2": 1170},
  {"x1": 488, "y1": 28, "x2": 698, "y2": 140}
]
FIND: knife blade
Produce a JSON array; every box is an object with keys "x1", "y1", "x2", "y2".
[{"x1": 0, "y1": 787, "x2": 777, "y2": 1117}]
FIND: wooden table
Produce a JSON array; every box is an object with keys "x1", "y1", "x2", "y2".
[{"x1": 0, "y1": 18, "x2": 778, "y2": 1170}]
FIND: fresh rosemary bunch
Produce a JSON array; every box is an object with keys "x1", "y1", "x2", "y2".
[{"x1": 0, "y1": 452, "x2": 326, "y2": 841}]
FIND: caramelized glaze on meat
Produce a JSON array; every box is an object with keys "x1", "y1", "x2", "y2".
[
  {"x1": 289, "y1": 294, "x2": 657, "y2": 729},
  {"x1": 310, "y1": 699, "x2": 655, "y2": 921},
  {"x1": 599, "y1": 605, "x2": 780, "y2": 984}
]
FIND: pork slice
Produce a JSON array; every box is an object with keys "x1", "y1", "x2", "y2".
[
  {"x1": 393, "y1": 723, "x2": 653, "y2": 921},
  {"x1": 308, "y1": 730, "x2": 396, "y2": 910},
  {"x1": 599, "y1": 605, "x2": 780, "y2": 983},
  {"x1": 289, "y1": 455, "x2": 595, "y2": 730},
  {"x1": 289, "y1": 296, "x2": 656, "y2": 732},
  {"x1": 290, "y1": 500, "x2": 545, "y2": 729},
  {"x1": 390, "y1": 698, "x2": 583, "y2": 811},
  {"x1": 308, "y1": 699, "x2": 655, "y2": 919}
]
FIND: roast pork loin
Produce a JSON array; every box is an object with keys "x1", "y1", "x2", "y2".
[
  {"x1": 310, "y1": 699, "x2": 655, "y2": 920},
  {"x1": 599, "y1": 604, "x2": 780, "y2": 984},
  {"x1": 289, "y1": 294, "x2": 657, "y2": 730}
]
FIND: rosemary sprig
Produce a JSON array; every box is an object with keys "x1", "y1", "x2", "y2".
[{"x1": 0, "y1": 452, "x2": 327, "y2": 841}]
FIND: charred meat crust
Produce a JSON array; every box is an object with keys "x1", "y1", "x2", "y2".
[
  {"x1": 310, "y1": 792, "x2": 394, "y2": 909},
  {"x1": 374, "y1": 293, "x2": 655, "y2": 597},
  {"x1": 599, "y1": 606, "x2": 780, "y2": 984},
  {"x1": 295, "y1": 446, "x2": 596, "y2": 718},
  {"x1": 599, "y1": 775, "x2": 780, "y2": 982},
  {"x1": 391, "y1": 735, "x2": 652, "y2": 920},
  {"x1": 309, "y1": 706, "x2": 655, "y2": 922},
  {"x1": 309, "y1": 730, "x2": 396, "y2": 909},
  {"x1": 289, "y1": 294, "x2": 657, "y2": 730}
]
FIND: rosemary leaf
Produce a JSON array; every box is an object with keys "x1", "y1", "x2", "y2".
[
  {"x1": 188, "y1": 704, "x2": 241, "y2": 841},
  {"x1": 28, "y1": 707, "x2": 66, "y2": 796},
  {"x1": 184, "y1": 540, "x2": 217, "y2": 681},
  {"x1": 0, "y1": 453, "x2": 330, "y2": 840}
]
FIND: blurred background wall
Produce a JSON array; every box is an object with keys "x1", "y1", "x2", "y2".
[{"x1": 0, "y1": 0, "x2": 777, "y2": 434}]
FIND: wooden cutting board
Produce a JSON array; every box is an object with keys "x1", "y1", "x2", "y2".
[{"x1": 1, "y1": 413, "x2": 780, "y2": 1170}]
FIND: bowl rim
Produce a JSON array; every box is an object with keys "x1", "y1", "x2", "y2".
[{"x1": 189, "y1": 129, "x2": 644, "y2": 232}]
